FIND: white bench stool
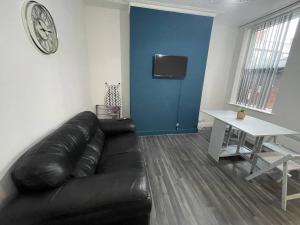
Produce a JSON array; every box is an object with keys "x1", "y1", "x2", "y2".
[{"x1": 246, "y1": 142, "x2": 300, "y2": 210}]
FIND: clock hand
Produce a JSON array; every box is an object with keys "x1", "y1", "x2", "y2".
[
  {"x1": 37, "y1": 20, "x2": 52, "y2": 33},
  {"x1": 40, "y1": 28, "x2": 52, "y2": 34}
]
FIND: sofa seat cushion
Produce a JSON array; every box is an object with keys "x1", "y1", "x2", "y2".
[
  {"x1": 96, "y1": 151, "x2": 144, "y2": 174},
  {"x1": 0, "y1": 172, "x2": 152, "y2": 225},
  {"x1": 101, "y1": 133, "x2": 137, "y2": 159}
]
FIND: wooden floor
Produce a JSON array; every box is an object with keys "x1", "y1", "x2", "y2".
[{"x1": 138, "y1": 130, "x2": 300, "y2": 225}]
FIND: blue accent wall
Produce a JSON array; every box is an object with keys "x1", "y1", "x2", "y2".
[{"x1": 130, "y1": 7, "x2": 213, "y2": 135}]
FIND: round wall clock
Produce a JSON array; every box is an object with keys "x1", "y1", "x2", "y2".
[{"x1": 22, "y1": 1, "x2": 58, "y2": 54}]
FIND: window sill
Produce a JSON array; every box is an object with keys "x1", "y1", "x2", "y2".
[{"x1": 228, "y1": 103, "x2": 275, "y2": 116}]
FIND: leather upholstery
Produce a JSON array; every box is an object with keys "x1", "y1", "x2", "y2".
[
  {"x1": 65, "y1": 111, "x2": 99, "y2": 142},
  {"x1": 12, "y1": 125, "x2": 85, "y2": 192},
  {"x1": 98, "y1": 151, "x2": 144, "y2": 174},
  {"x1": 98, "y1": 119, "x2": 136, "y2": 136},
  {"x1": 97, "y1": 133, "x2": 142, "y2": 173},
  {"x1": 0, "y1": 172, "x2": 151, "y2": 225},
  {"x1": 101, "y1": 133, "x2": 138, "y2": 158},
  {"x1": 11, "y1": 112, "x2": 98, "y2": 192},
  {"x1": 0, "y1": 112, "x2": 151, "y2": 225},
  {"x1": 72, "y1": 129, "x2": 105, "y2": 177}
]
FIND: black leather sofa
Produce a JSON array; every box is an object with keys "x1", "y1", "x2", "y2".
[{"x1": 0, "y1": 111, "x2": 152, "y2": 225}]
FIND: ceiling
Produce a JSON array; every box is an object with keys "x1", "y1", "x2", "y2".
[{"x1": 100, "y1": 0, "x2": 299, "y2": 26}]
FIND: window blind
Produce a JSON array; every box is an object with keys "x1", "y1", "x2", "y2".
[{"x1": 236, "y1": 11, "x2": 299, "y2": 111}]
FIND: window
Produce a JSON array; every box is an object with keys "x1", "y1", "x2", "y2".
[{"x1": 234, "y1": 11, "x2": 299, "y2": 112}]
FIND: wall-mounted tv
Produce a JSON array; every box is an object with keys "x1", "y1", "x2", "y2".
[{"x1": 153, "y1": 54, "x2": 188, "y2": 80}]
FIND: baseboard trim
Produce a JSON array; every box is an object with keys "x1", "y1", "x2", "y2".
[
  {"x1": 198, "y1": 121, "x2": 213, "y2": 129},
  {"x1": 137, "y1": 128, "x2": 198, "y2": 136}
]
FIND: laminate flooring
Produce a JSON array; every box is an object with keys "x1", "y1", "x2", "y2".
[{"x1": 139, "y1": 129, "x2": 300, "y2": 225}]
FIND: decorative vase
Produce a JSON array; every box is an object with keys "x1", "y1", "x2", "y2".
[{"x1": 237, "y1": 111, "x2": 246, "y2": 120}]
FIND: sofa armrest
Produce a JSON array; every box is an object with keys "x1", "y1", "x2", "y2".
[
  {"x1": 0, "y1": 171, "x2": 151, "y2": 225},
  {"x1": 98, "y1": 118, "x2": 136, "y2": 136}
]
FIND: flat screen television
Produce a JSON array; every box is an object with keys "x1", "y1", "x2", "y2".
[{"x1": 153, "y1": 54, "x2": 188, "y2": 80}]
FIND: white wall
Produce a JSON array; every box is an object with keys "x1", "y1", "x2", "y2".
[
  {"x1": 85, "y1": 1, "x2": 130, "y2": 117},
  {"x1": 199, "y1": 18, "x2": 239, "y2": 127},
  {"x1": 224, "y1": 21, "x2": 300, "y2": 151},
  {"x1": 0, "y1": 0, "x2": 91, "y2": 207},
  {"x1": 84, "y1": 1, "x2": 238, "y2": 126}
]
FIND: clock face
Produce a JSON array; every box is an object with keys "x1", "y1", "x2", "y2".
[{"x1": 22, "y1": 1, "x2": 58, "y2": 54}]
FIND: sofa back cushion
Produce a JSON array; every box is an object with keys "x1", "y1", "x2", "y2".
[
  {"x1": 11, "y1": 111, "x2": 99, "y2": 192},
  {"x1": 72, "y1": 129, "x2": 105, "y2": 177},
  {"x1": 65, "y1": 111, "x2": 99, "y2": 142}
]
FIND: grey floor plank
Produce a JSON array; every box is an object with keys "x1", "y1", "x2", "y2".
[{"x1": 139, "y1": 130, "x2": 300, "y2": 225}]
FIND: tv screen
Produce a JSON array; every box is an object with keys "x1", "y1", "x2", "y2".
[{"x1": 153, "y1": 54, "x2": 188, "y2": 80}]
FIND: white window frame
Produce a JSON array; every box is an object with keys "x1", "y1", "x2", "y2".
[
  {"x1": 230, "y1": 4, "x2": 300, "y2": 114},
  {"x1": 230, "y1": 29, "x2": 252, "y2": 107}
]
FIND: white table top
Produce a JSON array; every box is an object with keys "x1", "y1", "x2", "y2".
[{"x1": 202, "y1": 110, "x2": 299, "y2": 137}]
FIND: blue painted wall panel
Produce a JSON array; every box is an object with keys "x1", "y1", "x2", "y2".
[{"x1": 130, "y1": 7, "x2": 213, "y2": 135}]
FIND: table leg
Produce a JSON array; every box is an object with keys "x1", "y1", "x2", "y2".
[
  {"x1": 225, "y1": 125, "x2": 232, "y2": 147},
  {"x1": 250, "y1": 137, "x2": 259, "y2": 160},
  {"x1": 250, "y1": 136, "x2": 264, "y2": 174},
  {"x1": 282, "y1": 161, "x2": 288, "y2": 211},
  {"x1": 208, "y1": 119, "x2": 227, "y2": 162},
  {"x1": 236, "y1": 131, "x2": 246, "y2": 154}
]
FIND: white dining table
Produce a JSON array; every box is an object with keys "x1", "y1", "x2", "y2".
[{"x1": 201, "y1": 110, "x2": 298, "y2": 173}]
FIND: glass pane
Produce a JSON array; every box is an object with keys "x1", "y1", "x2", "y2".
[
  {"x1": 265, "y1": 17, "x2": 299, "y2": 111},
  {"x1": 236, "y1": 14, "x2": 299, "y2": 111}
]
